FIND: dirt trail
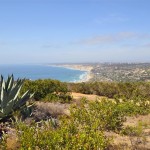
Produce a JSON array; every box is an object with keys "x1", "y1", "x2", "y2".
[{"x1": 71, "y1": 92, "x2": 106, "y2": 101}]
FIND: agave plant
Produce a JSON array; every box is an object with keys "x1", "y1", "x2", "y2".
[{"x1": 0, "y1": 75, "x2": 33, "y2": 121}]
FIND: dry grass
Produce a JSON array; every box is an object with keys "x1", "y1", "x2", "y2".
[
  {"x1": 32, "y1": 102, "x2": 69, "y2": 121},
  {"x1": 124, "y1": 114, "x2": 150, "y2": 127},
  {"x1": 6, "y1": 129, "x2": 20, "y2": 150},
  {"x1": 71, "y1": 92, "x2": 104, "y2": 101},
  {"x1": 105, "y1": 114, "x2": 150, "y2": 150}
]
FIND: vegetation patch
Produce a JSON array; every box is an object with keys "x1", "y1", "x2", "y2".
[{"x1": 0, "y1": 78, "x2": 150, "y2": 149}]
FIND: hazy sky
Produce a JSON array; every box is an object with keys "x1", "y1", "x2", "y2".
[{"x1": 0, "y1": 0, "x2": 150, "y2": 64}]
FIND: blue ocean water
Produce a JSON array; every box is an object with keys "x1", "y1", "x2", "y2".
[{"x1": 0, "y1": 64, "x2": 87, "y2": 82}]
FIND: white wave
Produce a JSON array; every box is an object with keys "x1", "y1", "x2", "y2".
[{"x1": 70, "y1": 71, "x2": 89, "y2": 83}]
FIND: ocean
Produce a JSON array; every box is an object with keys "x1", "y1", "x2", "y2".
[{"x1": 0, "y1": 64, "x2": 87, "y2": 82}]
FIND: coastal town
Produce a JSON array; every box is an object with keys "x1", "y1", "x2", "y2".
[
  {"x1": 91, "y1": 63, "x2": 150, "y2": 82},
  {"x1": 54, "y1": 63, "x2": 150, "y2": 82}
]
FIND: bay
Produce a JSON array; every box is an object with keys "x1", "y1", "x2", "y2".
[{"x1": 0, "y1": 64, "x2": 87, "y2": 82}]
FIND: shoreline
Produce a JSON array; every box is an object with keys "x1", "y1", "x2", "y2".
[{"x1": 49, "y1": 64, "x2": 93, "y2": 83}]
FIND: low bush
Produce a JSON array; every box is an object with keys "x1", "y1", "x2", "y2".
[
  {"x1": 1, "y1": 95, "x2": 150, "y2": 149},
  {"x1": 68, "y1": 82, "x2": 150, "y2": 100},
  {"x1": 116, "y1": 99, "x2": 150, "y2": 116},
  {"x1": 21, "y1": 79, "x2": 72, "y2": 102},
  {"x1": 15, "y1": 106, "x2": 111, "y2": 150},
  {"x1": 43, "y1": 93, "x2": 72, "y2": 103},
  {"x1": 121, "y1": 125, "x2": 143, "y2": 136},
  {"x1": 70, "y1": 99, "x2": 126, "y2": 132}
]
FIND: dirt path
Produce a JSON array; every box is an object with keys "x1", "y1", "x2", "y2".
[{"x1": 71, "y1": 92, "x2": 106, "y2": 101}]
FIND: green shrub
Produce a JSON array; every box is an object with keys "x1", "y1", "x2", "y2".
[
  {"x1": 70, "y1": 99, "x2": 125, "y2": 132},
  {"x1": 43, "y1": 93, "x2": 72, "y2": 103},
  {"x1": 2, "y1": 94, "x2": 149, "y2": 149},
  {"x1": 15, "y1": 115, "x2": 110, "y2": 150},
  {"x1": 68, "y1": 82, "x2": 150, "y2": 100},
  {"x1": 21, "y1": 79, "x2": 71, "y2": 102},
  {"x1": 116, "y1": 100, "x2": 150, "y2": 116}
]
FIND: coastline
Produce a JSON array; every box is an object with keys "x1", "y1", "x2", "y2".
[{"x1": 49, "y1": 64, "x2": 93, "y2": 83}]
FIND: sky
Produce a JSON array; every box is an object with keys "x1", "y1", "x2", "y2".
[{"x1": 0, "y1": 0, "x2": 150, "y2": 64}]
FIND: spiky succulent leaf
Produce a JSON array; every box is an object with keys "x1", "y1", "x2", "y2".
[
  {"x1": 13, "y1": 90, "x2": 31, "y2": 109},
  {"x1": 2, "y1": 99, "x2": 14, "y2": 114},
  {"x1": 6, "y1": 75, "x2": 14, "y2": 91},
  {"x1": 0, "y1": 112, "x2": 5, "y2": 119},
  {"x1": 21, "y1": 104, "x2": 33, "y2": 117},
  {"x1": 0, "y1": 75, "x2": 33, "y2": 121}
]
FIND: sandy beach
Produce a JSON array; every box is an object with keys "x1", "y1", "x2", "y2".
[{"x1": 50, "y1": 64, "x2": 93, "y2": 82}]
